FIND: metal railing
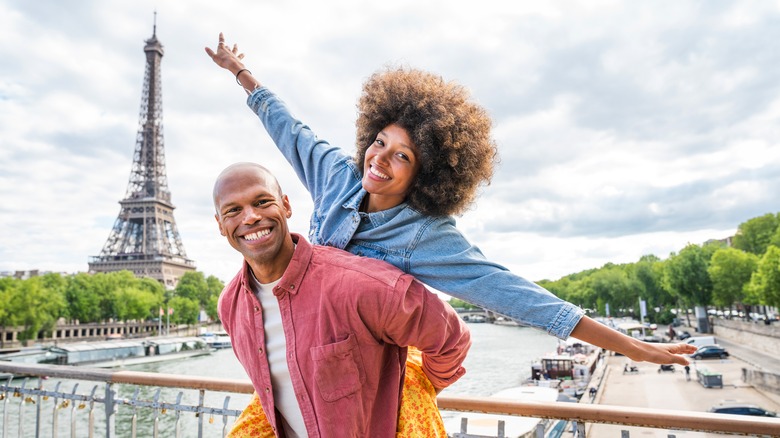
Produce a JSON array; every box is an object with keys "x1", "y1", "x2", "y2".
[{"x1": 1, "y1": 362, "x2": 779, "y2": 437}]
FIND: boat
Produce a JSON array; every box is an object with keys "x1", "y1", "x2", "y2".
[
  {"x1": 444, "y1": 385, "x2": 563, "y2": 437},
  {"x1": 528, "y1": 339, "x2": 601, "y2": 398},
  {"x1": 199, "y1": 331, "x2": 232, "y2": 349},
  {"x1": 41, "y1": 337, "x2": 212, "y2": 368}
]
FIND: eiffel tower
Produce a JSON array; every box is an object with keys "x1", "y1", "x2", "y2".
[{"x1": 89, "y1": 18, "x2": 196, "y2": 288}]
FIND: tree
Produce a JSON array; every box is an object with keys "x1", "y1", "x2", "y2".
[
  {"x1": 175, "y1": 272, "x2": 209, "y2": 306},
  {"x1": 65, "y1": 273, "x2": 103, "y2": 323},
  {"x1": 748, "y1": 245, "x2": 780, "y2": 308},
  {"x1": 115, "y1": 287, "x2": 162, "y2": 322},
  {"x1": 8, "y1": 277, "x2": 66, "y2": 344},
  {"x1": 663, "y1": 244, "x2": 713, "y2": 332},
  {"x1": 168, "y1": 296, "x2": 200, "y2": 324},
  {"x1": 708, "y1": 247, "x2": 758, "y2": 310},
  {"x1": 732, "y1": 213, "x2": 780, "y2": 255}
]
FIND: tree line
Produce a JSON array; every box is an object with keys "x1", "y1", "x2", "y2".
[
  {"x1": 0, "y1": 271, "x2": 224, "y2": 343},
  {"x1": 536, "y1": 212, "x2": 780, "y2": 325}
]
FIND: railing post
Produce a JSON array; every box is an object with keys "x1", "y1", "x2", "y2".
[
  {"x1": 104, "y1": 383, "x2": 116, "y2": 438},
  {"x1": 36, "y1": 377, "x2": 43, "y2": 438},
  {"x1": 51, "y1": 381, "x2": 62, "y2": 438},
  {"x1": 152, "y1": 388, "x2": 161, "y2": 438},
  {"x1": 130, "y1": 388, "x2": 140, "y2": 438},
  {"x1": 222, "y1": 396, "x2": 232, "y2": 438},
  {"x1": 69, "y1": 383, "x2": 79, "y2": 438},
  {"x1": 2, "y1": 376, "x2": 10, "y2": 438},
  {"x1": 174, "y1": 391, "x2": 184, "y2": 438},
  {"x1": 198, "y1": 389, "x2": 205, "y2": 438},
  {"x1": 18, "y1": 378, "x2": 28, "y2": 438},
  {"x1": 88, "y1": 385, "x2": 98, "y2": 438}
]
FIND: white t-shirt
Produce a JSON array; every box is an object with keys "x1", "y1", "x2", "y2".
[{"x1": 249, "y1": 273, "x2": 306, "y2": 437}]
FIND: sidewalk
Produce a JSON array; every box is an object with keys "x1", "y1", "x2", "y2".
[{"x1": 587, "y1": 343, "x2": 780, "y2": 437}]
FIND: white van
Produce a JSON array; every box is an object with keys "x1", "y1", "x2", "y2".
[{"x1": 684, "y1": 336, "x2": 716, "y2": 348}]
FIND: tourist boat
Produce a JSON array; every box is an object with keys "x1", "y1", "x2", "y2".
[
  {"x1": 40, "y1": 337, "x2": 212, "y2": 367},
  {"x1": 528, "y1": 339, "x2": 601, "y2": 398},
  {"x1": 199, "y1": 331, "x2": 232, "y2": 349},
  {"x1": 443, "y1": 385, "x2": 564, "y2": 437}
]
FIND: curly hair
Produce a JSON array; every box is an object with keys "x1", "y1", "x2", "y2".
[{"x1": 354, "y1": 66, "x2": 499, "y2": 217}]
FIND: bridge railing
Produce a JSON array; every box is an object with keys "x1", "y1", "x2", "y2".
[{"x1": 1, "y1": 362, "x2": 779, "y2": 438}]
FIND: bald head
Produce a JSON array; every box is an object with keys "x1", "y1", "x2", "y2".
[{"x1": 213, "y1": 162, "x2": 284, "y2": 212}]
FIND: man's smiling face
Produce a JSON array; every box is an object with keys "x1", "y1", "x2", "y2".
[{"x1": 213, "y1": 163, "x2": 294, "y2": 282}]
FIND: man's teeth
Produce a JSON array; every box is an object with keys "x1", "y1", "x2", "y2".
[
  {"x1": 370, "y1": 166, "x2": 389, "y2": 180},
  {"x1": 244, "y1": 229, "x2": 270, "y2": 241}
]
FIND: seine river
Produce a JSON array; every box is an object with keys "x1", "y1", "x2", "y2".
[{"x1": 8, "y1": 323, "x2": 558, "y2": 437}]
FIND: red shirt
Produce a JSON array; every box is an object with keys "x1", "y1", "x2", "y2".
[{"x1": 219, "y1": 234, "x2": 470, "y2": 437}]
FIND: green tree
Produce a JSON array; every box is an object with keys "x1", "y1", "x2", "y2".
[
  {"x1": 748, "y1": 245, "x2": 780, "y2": 308},
  {"x1": 175, "y1": 272, "x2": 209, "y2": 306},
  {"x1": 65, "y1": 273, "x2": 103, "y2": 323},
  {"x1": 732, "y1": 213, "x2": 780, "y2": 255},
  {"x1": 206, "y1": 294, "x2": 220, "y2": 322},
  {"x1": 708, "y1": 247, "x2": 758, "y2": 309},
  {"x1": 115, "y1": 287, "x2": 162, "y2": 322},
  {"x1": 664, "y1": 244, "x2": 714, "y2": 332},
  {"x1": 8, "y1": 277, "x2": 66, "y2": 344},
  {"x1": 168, "y1": 296, "x2": 200, "y2": 324}
]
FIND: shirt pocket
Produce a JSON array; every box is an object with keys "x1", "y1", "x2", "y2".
[{"x1": 309, "y1": 333, "x2": 366, "y2": 402}]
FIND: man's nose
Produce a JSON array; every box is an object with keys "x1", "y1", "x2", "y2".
[{"x1": 242, "y1": 208, "x2": 262, "y2": 224}]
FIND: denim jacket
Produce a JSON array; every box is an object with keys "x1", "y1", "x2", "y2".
[{"x1": 248, "y1": 87, "x2": 583, "y2": 339}]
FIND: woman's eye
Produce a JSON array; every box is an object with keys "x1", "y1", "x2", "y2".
[{"x1": 374, "y1": 139, "x2": 385, "y2": 147}]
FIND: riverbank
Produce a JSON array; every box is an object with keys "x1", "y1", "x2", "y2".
[{"x1": 586, "y1": 325, "x2": 780, "y2": 437}]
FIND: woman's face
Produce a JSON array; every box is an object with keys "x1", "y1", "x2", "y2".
[{"x1": 361, "y1": 123, "x2": 420, "y2": 212}]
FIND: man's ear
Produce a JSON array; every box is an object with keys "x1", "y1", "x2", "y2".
[
  {"x1": 282, "y1": 195, "x2": 292, "y2": 218},
  {"x1": 215, "y1": 214, "x2": 226, "y2": 236}
]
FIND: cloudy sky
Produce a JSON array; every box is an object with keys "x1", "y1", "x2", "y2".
[{"x1": 2, "y1": 0, "x2": 780, "y2": 286}]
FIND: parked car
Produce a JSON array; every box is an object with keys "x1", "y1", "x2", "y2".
[
  {"x1": 708, "y1": 401, "x2": 776, "y2": 417},
  {"x1": 691, "y1": 345, "x2": 729, "y2": 360}
]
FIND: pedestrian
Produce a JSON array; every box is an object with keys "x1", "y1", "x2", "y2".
[{"x1": 684, "y1": 365, "x2": 691, "y2": 381}]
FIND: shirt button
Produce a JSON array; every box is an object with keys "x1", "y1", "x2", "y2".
[
  {"x1": 265, "y1": 388, "x2": 270, "y2": 393},
  {"x1": 254, "y1": 306, "x2": 259, "y2": 311},
  {"x1": 258, "y1": 347, "x2": 263, "y2": 353},
  {"x1": 289, "y1": 285, "x2": 295, "y2": 290}
]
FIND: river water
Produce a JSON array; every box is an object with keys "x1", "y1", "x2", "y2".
[{"x1": 8, "y1": 323, "x2": 558, "y2": 437}]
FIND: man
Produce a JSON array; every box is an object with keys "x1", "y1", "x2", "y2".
[{"x1": 214, "y1": 162, "x2": 471, "y2": 437}]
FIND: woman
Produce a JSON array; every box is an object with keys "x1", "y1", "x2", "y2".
[{"x1": 206, "y1": 33, "x2": 696, "y2": 437}]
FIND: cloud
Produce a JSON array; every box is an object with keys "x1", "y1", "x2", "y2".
[{"x1": 2, "y1": 0, "x2": 780, "y2": 284}]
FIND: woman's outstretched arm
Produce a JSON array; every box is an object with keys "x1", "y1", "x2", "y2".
[{"x1": 570, "y1": 316, "x2": 697, "y2": 365}]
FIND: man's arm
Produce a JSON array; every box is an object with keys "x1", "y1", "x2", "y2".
[{"x1": 379, "y1": 276, "x2": 471, "y2": 390}]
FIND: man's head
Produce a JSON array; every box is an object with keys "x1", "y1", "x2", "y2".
[{"x1": 213, "y1": 162, "x2": 294, "y2": 282}]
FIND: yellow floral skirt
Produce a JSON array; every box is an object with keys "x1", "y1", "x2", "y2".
[{"x1": 228, "y1": 347, "x2": 446, "y2": 437}]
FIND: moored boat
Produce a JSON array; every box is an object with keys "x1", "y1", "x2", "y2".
[
  {"x1": 42, "y1": 337, "x2": 211, "y2": 368},
  {"x1": 199, "y1": 331, "x2": 232, "y2": 349}
]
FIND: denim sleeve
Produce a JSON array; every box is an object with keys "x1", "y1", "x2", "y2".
[
  {"x1": 408, "y1": 217, "x2": 584, "y2": 339},
  {"x1": 247, "y1": 88, "x2": 348, "y2": 202}
]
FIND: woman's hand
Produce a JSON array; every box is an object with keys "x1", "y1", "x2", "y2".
[{"x1": 205, "y1": 32, "x2": 245, "y2": 76}]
